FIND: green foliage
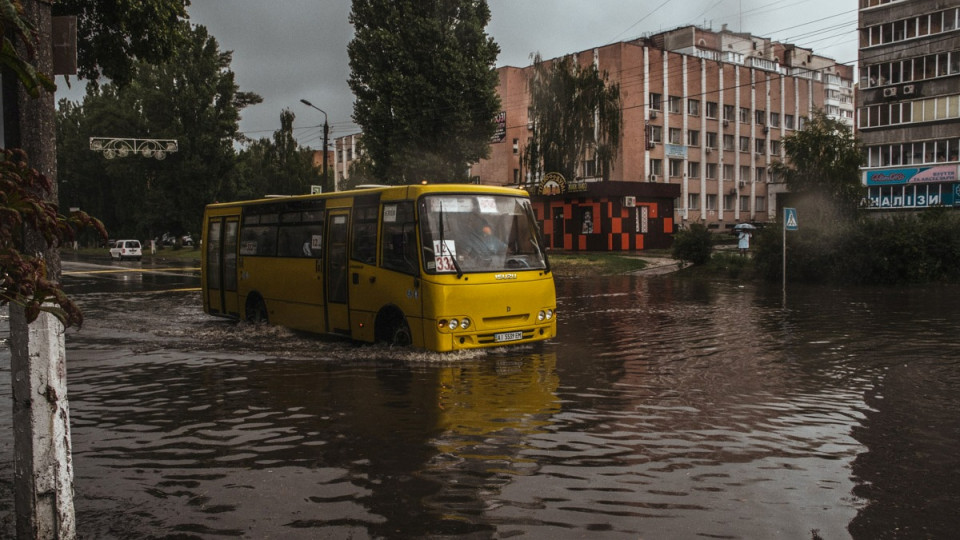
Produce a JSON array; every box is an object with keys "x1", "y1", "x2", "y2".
[
  {"x1": 0, "y1": 0, "x2": 56, "y2": 97},
  {"x1": 232, "y1": 109, "x2": 322, "y2": 198},
  {"x1": 1, "y1": 148, "x2": 107, "y2": 327},
  {"x1": 770, "y1": 109, "x2": 864, "y2": 224},
  {"x1": 348, "y1": 0, "x2": 501, "y2": 183},
  {"x1": 752, "y1": 209, "x2": 960, "y2": 285},
  {"x1": 54, "y1": 0, "x2": 190, "y2": 86},
  {"x1": 672, "y1": 223, "x2": 714, "y2": 266},
  {"x1": 522, "y1": 54, "x2": 622, "y2": 184},
  {"x1": 57, "y1": 25, "x2": 261, "y2": 239}
]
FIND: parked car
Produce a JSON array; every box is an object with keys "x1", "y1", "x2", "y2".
[
  {"x1": 160, "y1": 232, "x2": 194, "y2": 246},
  {"x1": 110, "y1": 239, "x2": 142, "y2": 261}
]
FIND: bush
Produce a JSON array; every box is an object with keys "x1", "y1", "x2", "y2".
[
  {"x1": 672, "y1": 223, "x2": 714, "y2": 266},
  {"x1": 752, "y1": 208, "x2": 960, "y2": 285}
]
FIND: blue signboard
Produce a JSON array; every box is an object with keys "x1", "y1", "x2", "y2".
[
  {"x1": 865, "y1": 165, "x2": 959, "y2": 186},
  {"x1": 784, "y1": 207, "x2": 798, "y2": 231}
]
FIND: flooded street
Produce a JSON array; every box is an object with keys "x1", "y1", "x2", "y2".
[{"x1": 3, "y1": 259, "x2": 960, "y2": 538}]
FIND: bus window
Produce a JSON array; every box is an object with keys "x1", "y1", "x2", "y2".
[
  {"x1": 352, "y1": 200, "x2": 379, "y2": 265},
  {"x1": 419, "y1": 194, "x2": 547, "y2": 274},
  {"x1": 278, "y1": 223, "x2": 323, "y2": 258},
  {"x1": 381, "y1": 201, "x2": 418, "y2": 275}
]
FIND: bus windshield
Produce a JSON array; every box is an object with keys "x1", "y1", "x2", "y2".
[{"x1": 420, "y1": 193, "x2": 547, "y2": 274}]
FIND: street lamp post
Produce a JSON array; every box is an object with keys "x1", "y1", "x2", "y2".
[{"x1": 300, "y1": 99, "x2": 330, "y2": 192}]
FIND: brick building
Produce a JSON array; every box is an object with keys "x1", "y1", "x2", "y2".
[
  {"x1": 858, "y1": 0, "x2": 960, "y2": 212},
  {"x1": 471, "y1": 25, "x2": 854, "y2": 235}
]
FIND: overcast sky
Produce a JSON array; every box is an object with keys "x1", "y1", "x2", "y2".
[{"x1": 58, "y1": 0, "x2": 859, "y2": 149}]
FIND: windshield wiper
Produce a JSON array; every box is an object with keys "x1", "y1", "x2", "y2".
[{"x1": 438, "y1": 202, "x2": 463, "y2": 278}]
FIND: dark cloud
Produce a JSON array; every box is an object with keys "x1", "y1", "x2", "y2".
[{"x1": 57, "y1": 0, "x2": 857, "y2": 149}]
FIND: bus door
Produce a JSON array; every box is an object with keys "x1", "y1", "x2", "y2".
[
  {"x1": 325, "y1": 210, "x2": 351, "y2": 334},
  {"x1": 205, "y1": 215, "x2": 240, "y2": 317}
]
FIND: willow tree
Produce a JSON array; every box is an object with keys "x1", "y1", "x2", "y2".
[{"x1": 522, "y1": 53, "x2": 622, "y2": 186}]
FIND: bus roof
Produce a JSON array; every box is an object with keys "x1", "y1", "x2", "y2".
[{"x1": 204, "y1": 183, "x2": 531, "y2": 210}]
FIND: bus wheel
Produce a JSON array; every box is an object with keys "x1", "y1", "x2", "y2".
[
  {"x1": 377, "y1": 311, "x2": 411, "y2": 347},
  {"x1": 245, "y1": 295, "x2": 268, "y2": 324}
]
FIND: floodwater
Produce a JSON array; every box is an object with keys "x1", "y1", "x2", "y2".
[{"x1": 3, "y1": 258, "x2": 960, "y2": 539}]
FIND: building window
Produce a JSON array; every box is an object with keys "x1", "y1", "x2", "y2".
[
  {"x1": 740, "y1": 195, "x2": 751, "y2": 211},
  {"x1": 723, "y1": 104, "x2": 735, "y2": 121},
  {"x1": 582, "y1": 159, "x2": 597, "y2": 178},
  {"x1": 650, "y1": 92, "x2": 662, "y2": 111},
  {"x1": 706, "y1": 101, "x2": 719, "y2": 119},
  {"x1": 688, "y1": 129, "x2": 700, "y2": 146},
  {"x1": 723, "y1": 164, "x2": 734, "y2": 180},
  {"x1": 739, "y1": 136, "x2": 750, "y2": 152},
  {"x1": 770, "y1": 112, "x2": 780, "y2": 127},
  {"x1": 755, "y1": 138, "x2": 766, "y2": 154},
  {"x1": 512, "y1": 138, "x2": 519, "y2": 155},
  {"x1": 669, "y1": 128, "x2": 683, "y2": 145},
  {"x1": 688, "y1": 161, "x2": 700, "y2": 178},
  {"x1": 756, "y1": 167, "x2": 766, "y2": 182},
  {"x1": 724, "y1": 194, "x2": 736, "y2": 211},
  {"x1": 669, "y1": 95, "x2": 682, "y2": 114},
  {"x1": 688, "y1": 99, "x2": 701, "y2": 116},
  {"x1": 706, "y1": 193, "x2": 718, "y2": 211},
  {"x1": 706, "y1": 163, "x2": 718, "y2": 179},
  {"x1": 650, "y1": 158, "x2": 663, "y2": 176},
  {"x1": 740, "y1": 165, "x2": 751, "y2": 181},
  {"x1": 785, "y1": 114, "x2": 795, "y2": 130},
  {"x1": 755, "y1": 196, "x2": 766, "y2": 212},
  {"x1": 669, "y1": 159, "x2": 683, "y2": 177},
  {"x1": 771, "y1": 139, "x2": 782, "y2": 155},
  {"x1": 706, "y1": 131, "x2": 718, "y2": 148},
  {"x1": 723, "y1": 134, "x2": 735, "y2": 151},
  {"x1": 688, "y1": 192, "x2": 700, "y2": 210},
  {"x1": 755, "y1": 110, "x2": 766, "y2": 125},
  {"x1": 650, "y1": 125, "x2": 663, "y2": 143},
  {"x1": 740, "y1": 107, "x2": 750, "y2": 124}
]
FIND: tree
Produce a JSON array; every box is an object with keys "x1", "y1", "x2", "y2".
[
  {"x1": 348, "y1": 0, "x2": 501, "y2": 184},
  {"x1": 232, "y1": 109, "x2": 323, "y2": 199},
  {"x1": 522, "y1": 53, "x2": 622, "y2": 186},
  {"x1": 53, "y1": 0, "x2": 190, "y2": 86},
  {"x1": 57, "y1": 24, "x2": 261, "y2": 239},
  {"x1": 770, "y1": 109, "x2": 864, "y2": 224}
]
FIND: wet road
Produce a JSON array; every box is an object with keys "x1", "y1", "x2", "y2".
[{"x1": 3, "y1": 258, "x2": 960, "y2": 538}]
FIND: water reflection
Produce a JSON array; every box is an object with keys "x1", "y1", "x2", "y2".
[{"x1": 3, "y1": 276, "x2": 960, "y2": 538}]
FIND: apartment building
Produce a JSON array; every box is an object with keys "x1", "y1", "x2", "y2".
[
  {"x1": 471, "y1": 25, "x2": 854, "y2": 237},
  {"x1": 333, "y1": 132, "x2": 363, "y2": 189},
  {"x1": 858, "y1": 0, "x2": 960, "y2": 212}
]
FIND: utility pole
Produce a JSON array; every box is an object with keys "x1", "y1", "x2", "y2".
[
  {"x1": 300, "y1": 99, "x2": 330, "y2": 192},
  {"x1": 4, "y1": 1, "x2": 77, "y2": 537}
]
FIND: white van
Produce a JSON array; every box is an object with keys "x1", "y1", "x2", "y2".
[{"x1": 110, "y1": 239, "x2": 143, "y2": 261}]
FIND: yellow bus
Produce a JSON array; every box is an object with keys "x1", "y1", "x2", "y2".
[{"x1": 201, "y1": 184, "x2": 556, "y2": 352}]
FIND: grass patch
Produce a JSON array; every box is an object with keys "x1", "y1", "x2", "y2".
[{"x1": 549, "y1": 252, "x2": 649, "y2": 278}]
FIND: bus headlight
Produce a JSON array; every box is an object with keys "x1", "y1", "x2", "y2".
[
  {"x1": 538, "y1": 309, "x2": 555, "y2": 321},
  {"x1": 460, "y1": 318, "x2": 471, "y2": 329},
  {"x1": 545, "y1": 309, "x2": 554, "y2": 320},
  {"x1": 447, "y1": 319, "x2": 459, "y2": 330}
]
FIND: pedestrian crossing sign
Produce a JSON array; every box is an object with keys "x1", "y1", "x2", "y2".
[{"x1": 784, "y1": 207, "x2": 798, "y2": 231}]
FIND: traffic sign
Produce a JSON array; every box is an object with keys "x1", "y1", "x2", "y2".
[{"x1": 784, "y1": 207, "x2": 798, "y2": 231}]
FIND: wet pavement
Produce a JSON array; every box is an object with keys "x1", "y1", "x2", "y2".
[{"x1": 3, "y1": 257, "x2": 960, "y2": 538}]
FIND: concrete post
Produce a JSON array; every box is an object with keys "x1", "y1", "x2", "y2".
[{"x1": 5, "y1": 1, "x2": 78, "y2": 537}]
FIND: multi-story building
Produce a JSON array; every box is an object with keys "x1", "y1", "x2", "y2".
[
  {"x1": 858, "y1": 0, "x2": 960, "y2": 212},
  {"x1": 333, "y1": 132, "x2": 363, "y2": 188},
  {"x1": 471, "y1": 25, "x2": 854, "y2": 240}
]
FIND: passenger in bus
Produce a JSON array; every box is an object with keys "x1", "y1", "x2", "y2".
[{"x1": 464, "y1": 221, "x2": 507, "y2": 261}]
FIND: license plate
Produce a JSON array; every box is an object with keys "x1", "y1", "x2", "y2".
[{"x1": 494, "y1": 331, "x2": 523, "y2": 343}]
